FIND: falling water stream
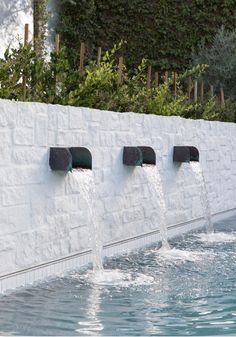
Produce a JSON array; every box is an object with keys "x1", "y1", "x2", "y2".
[
  {"x1": 72, "y1": 163, "x2": 211, "y2": 269},
  {"x1": 144, "y1": 165, "x2": 171, "y2": 250},
  {"x1": 1, "y1": 163, "x2": 236, "y2": 335},
  {"x1": 72, "y1": 169, "x2": 103, "y2": 270},
  {"x1": 72, "y1": 168, "x2": 164, "y2": 283},
  {"x1": 190, "y1": 162, "x2": 214, "y2": 233}
]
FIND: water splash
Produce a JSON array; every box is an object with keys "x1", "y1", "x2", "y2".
[
  {"x1": 190, "y1": 162, "x2": 214, "y2": 233},
  {"x1": 195, "y1": 232, "x2": 236, "y2": 243},
  {"x1": 72, "y1": 169, "x2": 103, "y2": 270},
  {"x1": 144, "y1": 165, "x2": 171, "y2": 250},
  {"x1": 2, "y1": 218, "x2": 236, "y2": 336},
  {"x1": 75, "y1": 269, "x2": 154, "y2": 288},
  {"x1": 157, "y1": 247, "x2": 209, "y2": 262}
]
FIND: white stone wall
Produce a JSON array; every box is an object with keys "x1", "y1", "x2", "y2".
[{"x1": 0, "y1": 98, "x2": 236, "y2": 291}]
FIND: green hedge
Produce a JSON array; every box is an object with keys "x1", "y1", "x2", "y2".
[
  {"x1": 56, "y1": 0, "x2": 236, "y2": 71},
  {"x1": 0, "y1": 42, "x2": 234, "y2": 122}
]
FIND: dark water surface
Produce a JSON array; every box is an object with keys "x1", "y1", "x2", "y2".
[{"x1": 1, "y1": 216, "x2": 236, "y2": 336}]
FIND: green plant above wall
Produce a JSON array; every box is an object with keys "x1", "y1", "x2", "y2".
[
  {"x1": 56, "y1": 0, "x2": 236, "y2": 71},
  {"x1": 191, "y1": 27, "x2": 236, "y2": 101},
  {"x1": 0, "y1": 42, "x2": 234, "y2": 123}
]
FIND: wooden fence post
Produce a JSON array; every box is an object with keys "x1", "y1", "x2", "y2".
[
  {"x1": 210, "y1": 85, "x2": 214, "y2": 98},
  {"x1": 24, "y1": 23, "x2": 29, "y2": 46},
  {"x1": 79, "y1": 42, "x2": 85, "y2": 76},
  {"x1": 55, "y1": 34, "x2": 60, "y2": 54},
  {"x1": 220, "y1": 87, "x2": 225, "y2": 106},
  {"x1": 97, "y1": 47, "x2": 102, "y2": 66},
  {"x1": 187, "y1": 76, "x2": 192, "y2": 100},
  {"x1": 22, "y1": 24, "x2": 29, "y2": 101},
  {"x1": 200, "y1": 80, "x2": 204, "y2": 101},
  {"x1": 164, "y1": 71, "x2": 168, "y2": 83},
  {"x1": 117, "y1": 56, "x2": 124, "y2": 84},
  {"x1": 146, "y1": 65, "x2": 152, "y2": 93},
  {"x1": 54, "y1": 34, "x2": 61, "y2": 99},
  {"x1": 194, "y1": 80, "x2": 198, "y2": 102},
  {"x1": 173, "y1": 72, "x2": 177, "y2": 96}
]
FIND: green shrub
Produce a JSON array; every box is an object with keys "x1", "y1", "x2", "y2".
[
  {"x1": 191, "y1": 27, "x2": 236, "y2": 100},
  {"x1": 56, "y1": 0, "x2": 236, "y2": 70},
  {"x1": 0, "y1": 43, "x2": 234, "y2": 123}
]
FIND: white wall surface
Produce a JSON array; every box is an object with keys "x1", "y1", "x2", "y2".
[
  {"x1": 0, "y1": 98, "x2": 236, "y2": 291},
  {"x1": 0, "y1": 0, "x2": 33, "y2": 57},
  {"x1": 0, "y1": 0, "x2": 56, "y2": 58}
]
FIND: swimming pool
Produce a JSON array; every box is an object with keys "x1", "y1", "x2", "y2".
[{"x1": 1, "y1": 216, "x2": 236, "y2": 336}]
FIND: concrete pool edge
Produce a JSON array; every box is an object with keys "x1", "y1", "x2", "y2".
[{"x1": 1, "y1": 207, "x2": 236, "y2": 293}]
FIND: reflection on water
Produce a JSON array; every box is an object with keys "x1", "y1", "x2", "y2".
[
  {"x1": 76, "y1": 285, "x2": 103, "y2": 335},
  {"x1": 0, "y1": 216, "x2": 236, "y2": 335}
]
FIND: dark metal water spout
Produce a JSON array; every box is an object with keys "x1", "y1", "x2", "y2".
[
  {"x1": 123, "y1": 146, "x2": 156, "y2": 166},
  {"x1": 49, "y1": 147, "x2": 92, "y2": 171},
  {"x1": 70, "y1": 147, "x2": 92, "y2": 170},
  {"x1": 173, "y1": 146, "x2": 199, "y2": 163},
  {"x1": 49, "y1": 148, "x2": 72, "y2": 171},
  {"x1": 138, "y1": 146, "x2": 156, "y2": 165}
]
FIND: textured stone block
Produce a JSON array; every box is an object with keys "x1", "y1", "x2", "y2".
[
  {"x1": 0, "y1": 99, "x2": 235, "y2": 287},
  {"x1": 0, "y1": 146, "x2": 12, "y2": 165},
  {"x1": 35, "y1": 114, "x2": 48, "y2": 146},
  {"x1": 69, "y1": 107, "x2": 84, "y2": 129},
  {"x1": 0, "y1": 251, "x2": 15, "y2": 274},
  {"x1": 0, "y1": 130, "x2": 12, "y2": 145},
  {"x1": 17, "y1": 103, "x2": 34, "y2": 127},
  {"x1": 57, "y1": 107, "x2": 69, "y2": 130},
  {"x1": 56, "y1": 131, "x2": 73, "y2": 146},
  {"x1": 12, "y1": 147, "x2": 46, "y2": 165},
  {"x1": 3, "y1": 187, "x2": 30, "y2": 206},
  {"x1": 14, "y1": 128, "x2": 34, "y2": 146},
  {"x1": 48, "y1": 104, "x2": 58, "y2": 130}
]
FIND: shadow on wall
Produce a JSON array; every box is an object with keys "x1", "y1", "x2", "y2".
[{"x1": 0, "y1": 0, "x2": 32, "y2": 57}]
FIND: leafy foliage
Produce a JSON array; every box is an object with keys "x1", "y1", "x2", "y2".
[
  {"x1": 191, "y1": 27, "x2": 236, "y2": 100},
  {"x1": 0, "y1": 43, "x2": 234, "y2": 122},
  {"x1": 56, "y1": 0, "x2": 236, "y2": 70}
]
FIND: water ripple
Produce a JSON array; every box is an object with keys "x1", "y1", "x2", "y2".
[{"x1": 0, "y1": 218, "x2": 236, "y2": 335}]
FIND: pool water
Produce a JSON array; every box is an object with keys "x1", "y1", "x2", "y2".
[{"x1": 1, "y1": 216, "x2": 236, "y2": 336}]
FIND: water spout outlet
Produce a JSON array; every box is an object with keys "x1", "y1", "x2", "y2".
[
  {"x1": 49, "y1": 147, "x2": 92, "y2": 171},
  {"x1": 173, "y1": 146, "x2": 199, "y2": 163},
  {"x1": 123, "y1": 146, "x2": 156, "y2": 166}
]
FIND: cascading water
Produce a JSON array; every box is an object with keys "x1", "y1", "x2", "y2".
[
  {"x1": 72, "y1": 169, "x2": 103, "y2": 270},
  {"x1": 71, "y1": 169, "x2": 153, "y2": 283},
  {"x1": 190, "y1": 162, "x2": 214, "y2": 233},
  {"x1": 144, "y1": 165, "x2": 171, "y2": 250}
]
